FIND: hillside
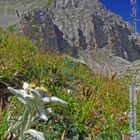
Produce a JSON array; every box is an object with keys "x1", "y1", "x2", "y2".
[
  {"x1": 1, "y1": 0, "x2": 140, "y2": 62},
  {"x1": 1, "y1": 0, "x2": 140, "y2": 139},
  {"x1": 9, "y1": 0, "x2": 140, "y2": 78},
  {"x1": 0, "y1": 30, "x2": 139, "y2": 139}
]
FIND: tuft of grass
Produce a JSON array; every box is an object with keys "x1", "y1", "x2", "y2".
[{"x1": 0, "y1": 96, "x2": 18, "y2": 140}]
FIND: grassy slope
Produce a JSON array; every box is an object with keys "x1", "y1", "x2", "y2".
[{"x1": 0, "y1": 31, "x2": 140, "y2": 139}]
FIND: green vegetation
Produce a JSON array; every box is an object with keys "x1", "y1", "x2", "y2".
[{"x1": 0, "y1": 31, "x2": 140, "y2": 139}]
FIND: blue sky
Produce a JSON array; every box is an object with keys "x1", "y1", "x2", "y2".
[{"x1": 100, "y1": 0, "x2": 140, "y2": 32}]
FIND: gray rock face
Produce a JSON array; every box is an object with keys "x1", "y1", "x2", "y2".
[
  {"x1": 79, "y1": 48, "x2": 131, "y2": 75},
  {"x1": 48, "y1": 0, "x2": 140, "y2": 61},
  {"x1": 18, "y1": 8, "x2": 71, "y2": 54},
  {"x1": 119, "y1": 59, "x2": 140, "y2": 88},
  {"x1": 18, "y1": 0, "x2": 140, "y2": 61}
]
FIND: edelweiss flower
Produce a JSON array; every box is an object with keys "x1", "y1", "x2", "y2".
[{"x1": 8, "y1": 82, "x2": 67, "y2": 121}]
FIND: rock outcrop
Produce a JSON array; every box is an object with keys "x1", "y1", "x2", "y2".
[
  {"x1": 18, "y1": 0, "x2": 140, "y2": 62},
  {"x1": 48, "y1": 0, "x2": 140, "y2": 61}
]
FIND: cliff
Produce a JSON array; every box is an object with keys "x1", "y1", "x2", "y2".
[{"x1": 14, "y1": 0, "x2": 140, "y2": 77}]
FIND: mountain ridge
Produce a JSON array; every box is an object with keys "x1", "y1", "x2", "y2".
[
  {"x1": 1, "y1": 0, "x2": 140, "y2": 77},
  {"x1": 15, "y1": 0, "x2": 140, "y2": 62}
]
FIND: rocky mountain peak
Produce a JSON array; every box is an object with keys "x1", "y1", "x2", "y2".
[{"x1": 18, "y1": 0, "x2": 140, "y2": 62}]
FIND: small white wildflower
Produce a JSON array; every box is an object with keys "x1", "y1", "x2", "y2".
[
  {"x1": 8, "y1": 82, "x2": 67, "y2": 121},
  {"x1": 67, "y1": 89, "x2": 73, "y2": 94},
  {"x1": 23, "y1": 82, "x2": 29, "y2": 90}
]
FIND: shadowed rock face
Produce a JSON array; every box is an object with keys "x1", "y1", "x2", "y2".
[
  {"x1": 17, "y1": 9, "x2": 70, "y2": 54},
  {"x1": 18, "y1": 0, "x2": 140, "y2": 61}
]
